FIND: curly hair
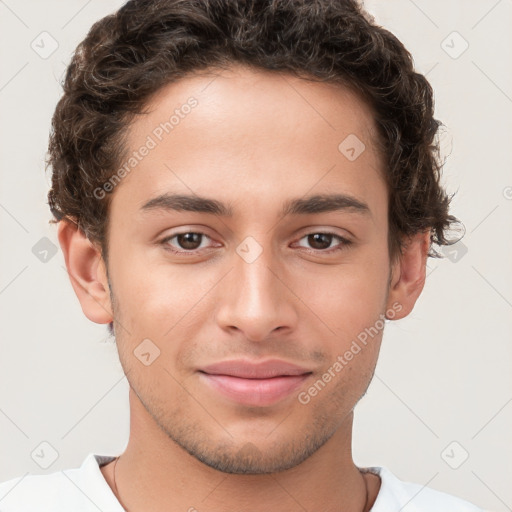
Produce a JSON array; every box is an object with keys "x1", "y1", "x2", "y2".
[{"x1": 47, "y1": 0, "x2": 462, "y2": 269}]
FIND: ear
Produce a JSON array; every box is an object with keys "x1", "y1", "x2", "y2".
[
  {"x1": 57, "y1": 219, "x2": 113, "y2": 324},
  {"x1": 385, "y1": 230, "x2": 431, "y2": 320}
]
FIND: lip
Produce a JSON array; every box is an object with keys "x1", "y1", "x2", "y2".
[
  {"x1": 198, "y1": 359, "x2": 313, "y2": 407},
  {"x1": 199, "y1": 359, "x2": 312, "y2": 378}
]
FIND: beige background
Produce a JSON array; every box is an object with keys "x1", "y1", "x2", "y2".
[{"x1": 0, "y1": 1, "x2": 511, "y2": 510}]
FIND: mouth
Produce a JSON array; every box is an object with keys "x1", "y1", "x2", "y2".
[{"x1": 197, "y1": 359, "x2": 313, "y2": 407}]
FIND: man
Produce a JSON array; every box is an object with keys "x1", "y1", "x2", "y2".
[{"x1": 0, "y1": 0, "x2": 485, "y2": 510}]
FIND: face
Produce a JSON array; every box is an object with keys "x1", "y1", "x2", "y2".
[{"x1": 98, "y1": 65, "x2": 399, "y2": 473}]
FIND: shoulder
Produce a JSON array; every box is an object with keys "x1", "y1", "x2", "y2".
[
  {"x1": 0, "y1": 453, "x2": 121, "y2": 512},
  {"x1": 367, "y1": 466, "x2": 486, "y2": 512}
]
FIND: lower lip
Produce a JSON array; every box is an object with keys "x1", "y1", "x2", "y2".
[{"x1": 198, "y1": 372, "x2": 311, "y2": 407}]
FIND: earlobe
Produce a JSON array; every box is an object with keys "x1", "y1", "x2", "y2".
[
  {"x1": 386, "y1": 230, "x2": 431, "y2": 320},
  {"x1": 57, "y1": 219, "x2": 113, "y2": 325}
]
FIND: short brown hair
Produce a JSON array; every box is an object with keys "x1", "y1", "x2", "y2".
[{"x1": 47, "y1": 0, "x2": 462, "y2": 268}]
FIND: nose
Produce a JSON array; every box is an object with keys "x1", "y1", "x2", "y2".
[{"x1": 215, "y1": 242, "x2": 298, "y2": 342}]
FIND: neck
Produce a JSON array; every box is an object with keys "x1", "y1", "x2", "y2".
[{"x1": 102, "y1": 388, "x2": 380, "y2": 512}]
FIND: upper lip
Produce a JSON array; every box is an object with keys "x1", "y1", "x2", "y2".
[{"x1": 199, "y1": 359, "x2": 313, "y2": 379}]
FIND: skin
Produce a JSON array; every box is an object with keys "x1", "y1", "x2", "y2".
[{"x1": 58, "y1": 64, "x2": 430, "y2": 512}]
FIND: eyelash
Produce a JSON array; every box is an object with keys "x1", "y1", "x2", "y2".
[{"x1": 159, "y1": 231, "x2": 353, "y2": 255}]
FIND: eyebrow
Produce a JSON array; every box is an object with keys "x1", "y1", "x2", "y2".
[{"x1": 139, "y1": 192, "x2": 371, "y2": 218}]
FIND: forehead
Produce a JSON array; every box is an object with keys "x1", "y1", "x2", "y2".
[{"x1": 111, "y1": 64, "x2": 386, "y2": 223}]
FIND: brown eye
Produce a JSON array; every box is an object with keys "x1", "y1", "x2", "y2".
[
  {"x1": 161, "y1": 232, "x2": 212, "y2": 253},
  {"x1": 175, "y1": 232, "x2": 203, "y2": 250},
  {"x1": 307, "y1": 233, "x2": 334, "y2": 250},
  {"x1": 295, "y1": 232, "x2": 352, "y2": 253}
]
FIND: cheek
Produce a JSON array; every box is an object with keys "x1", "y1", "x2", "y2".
[
  {"x1": 110, "y1": 255, "x2": 217, "y2": 364},
  {"x1": 293, "y1": 259, "x2": 389, "y2": 329},
  {"x1": 287, "y1": 255, "x2": 388, "y2": 380},
  {"x1": 109, "y1": 245, "x2": 183, "y2": 317}
]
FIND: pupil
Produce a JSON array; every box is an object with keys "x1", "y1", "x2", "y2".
[{"x1": 309, "y1": 233, "x2": 331, "y2": 250}]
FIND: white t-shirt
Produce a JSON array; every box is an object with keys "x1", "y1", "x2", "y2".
[{"x1": 0, "y1": 453, "x2": 486, "y2": 511}]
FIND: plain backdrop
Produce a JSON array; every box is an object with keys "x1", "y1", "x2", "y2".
[{"x1": 0, "y1": 1, "x2": 511, "y2": 510}]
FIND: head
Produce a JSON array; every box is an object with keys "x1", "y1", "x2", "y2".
[{"x1": 50, "y1": 0, "x2": 461, "y2": 474}]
